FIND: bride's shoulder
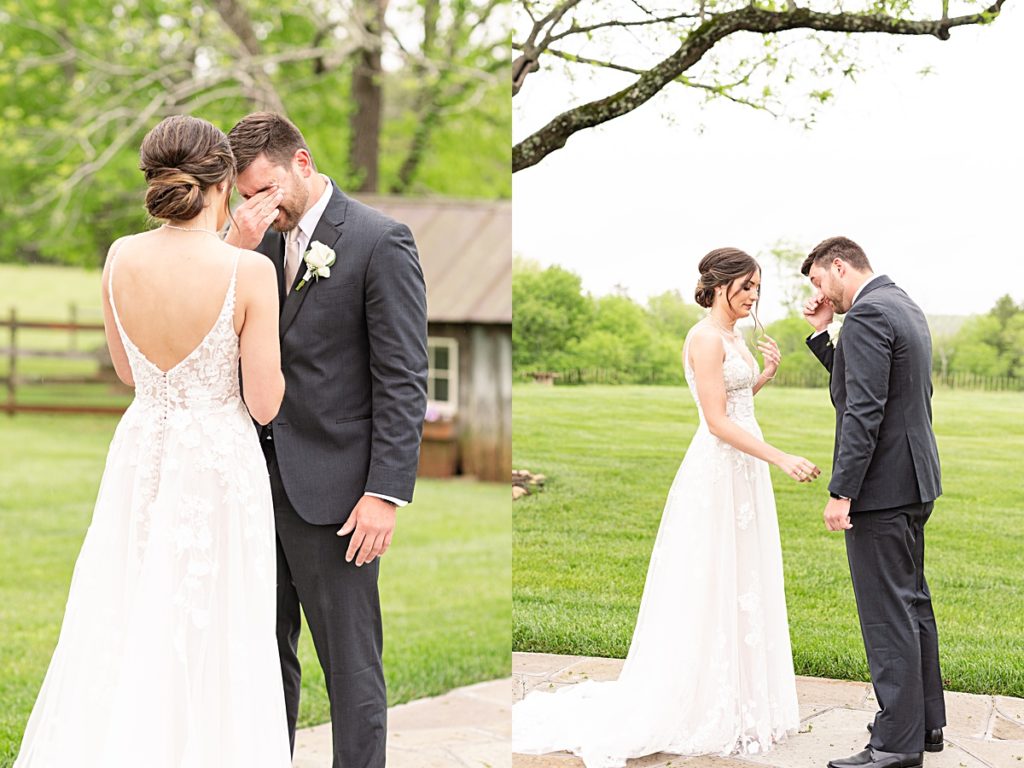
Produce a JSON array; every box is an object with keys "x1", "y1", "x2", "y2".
[
  {"x1": 686, "y1": 322, "x2": 724, "y2": 351},
  {"x1": 685, "y1": 323, "x2": 726, "y2": 369},
  {"x1": 101, "y1": 233, "x2": 143, "y2": 282},
  {"x1": 234, "y1": 248, "x2": 277, "y2": 294}
]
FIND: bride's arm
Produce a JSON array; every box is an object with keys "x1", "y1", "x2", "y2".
[{"x1": 689, "y1": 331, "x2": 818, "y2": 482}]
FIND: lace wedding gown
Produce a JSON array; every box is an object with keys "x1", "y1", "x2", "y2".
[
  {"x1": 14, "y1": 245, "x2": 292, "y2": 767},
  {"x1": 513, "y1": 325, "x2": 800, "y2": 767}
]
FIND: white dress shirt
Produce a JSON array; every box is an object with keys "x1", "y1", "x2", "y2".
[
  {"x1": 291, "y1": 175, "x2": 408, "y2": 509},
  {"x1": 292, "y1": 174, "x2": 334, "y2": 258}
]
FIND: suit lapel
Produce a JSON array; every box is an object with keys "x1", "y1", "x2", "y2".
[{"x1": 279, "y1": 181, "x2": 349, "y2": 339}]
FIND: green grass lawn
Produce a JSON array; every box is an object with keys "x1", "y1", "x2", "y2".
[
  {"x1": 0, "y1": 413, "x2": 509, "y2": 766},
  {"x1": 513, "y1": 383, "x2": 1024, "y2": 698}
]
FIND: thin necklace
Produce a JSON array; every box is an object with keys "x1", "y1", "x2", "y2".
[
  {"x1": 707, "y1": 312, "x2": 737, "y2": 336},
  {"x1": 162, "y1": 223, "x2": 221, "y2": 236}
]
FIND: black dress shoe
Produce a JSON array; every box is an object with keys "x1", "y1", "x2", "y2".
[
  {"x1": 827, "y1": 747, "x2": 923, "y2": 768},
  {"x1": 866, "y1": 722, "x2": 944, "y2": 752}
]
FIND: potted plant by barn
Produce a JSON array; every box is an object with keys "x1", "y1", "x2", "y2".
[{"x1": 418, "y1": 406, "x2": 458, "y2": 477}]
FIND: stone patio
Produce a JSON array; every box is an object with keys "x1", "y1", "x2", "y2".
[
  {"x1": 512, "y1": 652, "x2": 1024, "y2": 768},
  {"x1": 293, "y1": 677, "x2": 511, "y2": 767}
]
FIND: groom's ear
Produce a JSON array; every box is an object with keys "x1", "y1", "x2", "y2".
[{"x1": 293, "y1": 148, "x2": 315, "y2": 177}]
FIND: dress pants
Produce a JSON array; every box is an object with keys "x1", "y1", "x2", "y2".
[
  {"x1": 845, "y1": 500, "x2": 945, "y2": 754},
  {"x1": 264, "y1": 431, "x2": 387, "y2": 768}
]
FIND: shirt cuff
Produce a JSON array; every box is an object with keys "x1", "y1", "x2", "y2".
[
  {"x1": 365, "y1": 492, "x2": 408, "y2": 508},
  {"x1": 810, "y1": 329, "x2": 827, "y2": 339}
]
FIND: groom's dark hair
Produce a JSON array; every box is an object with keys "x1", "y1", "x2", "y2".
[
  {"x1": 801, "y1": 237, "x2": 872, "y2": 276},
  {"x1": 227, "y1": 112, "x2": 313, "y2": 174}
]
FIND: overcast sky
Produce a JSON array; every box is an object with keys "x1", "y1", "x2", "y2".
[{"x1": 512, "y1": 3, "x2": 1024, "y2": 322}]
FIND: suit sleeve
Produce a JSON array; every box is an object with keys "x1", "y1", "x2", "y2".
[
  {"x1": 363, "y1": 222, "x2": 429, "y2": 503},
  {"x1": 829, "y1": 305, "x2": 894, "y2": 500},
  {"x1": 806, "y1": 329, "x2": 834, "y2": 372}
]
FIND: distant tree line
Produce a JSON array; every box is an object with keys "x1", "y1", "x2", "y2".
[{"x1": 512, "y1": 259, "x2": 1024, "y2": 386}]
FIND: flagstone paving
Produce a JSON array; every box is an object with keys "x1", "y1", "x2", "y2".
[
  {"x1": 512, "y1": 652, "x2": 1024, "y2": 768},
  {"x1": 293, "y1": 677, "x2": 511, "y2": 768}
]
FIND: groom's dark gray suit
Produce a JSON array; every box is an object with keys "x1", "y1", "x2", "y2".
[
  {"x1": 807, "y1": 275, "x2": 945, "y2": 755},
  {"x1": 255, "y1": 179, "x2": 427, "y2": 768}
]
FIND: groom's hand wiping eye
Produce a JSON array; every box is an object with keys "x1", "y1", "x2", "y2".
[{"x1": 229, "y1": 186, "x2": 284, "y2": 249}]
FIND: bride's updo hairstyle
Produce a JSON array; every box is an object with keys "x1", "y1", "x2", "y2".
[
  {"x1": 139, "y1": 115, "x2": 236, "y2": 221},
  {"x1": 695, "y1": 247, "x2": 764, "y2": 331}
]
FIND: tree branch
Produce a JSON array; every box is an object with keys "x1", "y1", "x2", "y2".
[{"x1": 513, "y1": 0, "x2": 1007, "y2": 172}]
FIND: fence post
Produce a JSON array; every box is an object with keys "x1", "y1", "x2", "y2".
[
  {"x1": 7, "y1": 308, "x2": 16, "y2": 416},
  {"x1": 69, "y1": 302, "x2": 78, "y2": 351}
]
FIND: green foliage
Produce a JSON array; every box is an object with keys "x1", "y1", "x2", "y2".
[
  {"x1": 512, "y1": 259, "x2": 822, "y2": 384},
  {"x1": 0, "y1": 0, "x2": 509, "y2": 267},
  {"x1": 943, "y1": 294, "x2": 1024, "y2": 378},
  {"x1": 512, "y1": 258, "x2": 592, "y2": 372},
  {"x1": 763, "y1": 312, "x2": 829, "y2": 385},
  {"x1": 512, "y1": 256, "x2": 1024, "y2": 385},
  {"x1": 513, "y1": 384, "x2": 1024, "y2": 696}
]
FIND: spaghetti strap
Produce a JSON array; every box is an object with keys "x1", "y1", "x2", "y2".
[{"x1": 107, "y1": 236, "x2": 133, "y2": 337}]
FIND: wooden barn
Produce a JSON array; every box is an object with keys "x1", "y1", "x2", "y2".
[{"x1": 365, "y1": 196, "x2": 511, "y2": 483}]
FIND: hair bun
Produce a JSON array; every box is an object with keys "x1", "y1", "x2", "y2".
[
  {"x1": 694, "y1": 280, "x2": 715, "y2": 309},
  {"x1": 144, "y1": 169, "x2": 205, "y2": 220},
  {"x1": 138, "y1": 115, "x2": 235, "y2": 221}
]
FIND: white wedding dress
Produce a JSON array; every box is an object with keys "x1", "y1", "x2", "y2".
[
  {"x1": 14, "y1": 245, "x2": 292, "y2": 767},
  {"x1": 513, "y1": 324, "x2": 800, "y2": 767}
]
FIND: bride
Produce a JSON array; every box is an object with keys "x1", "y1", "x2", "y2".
[
  {"x1": 513, "y1": 248, "x2": 821, "y2": 767},
  {"x1": 14, "y1": 115, "x2": 291, "y2": 766}
]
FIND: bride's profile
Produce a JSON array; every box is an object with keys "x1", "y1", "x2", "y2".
[
  {"x1": 513, "y1": 247, "x2": 820, "y2": 768},
  {"x1": 14, "y1": 115, "x2": 291, "y2": 767}
]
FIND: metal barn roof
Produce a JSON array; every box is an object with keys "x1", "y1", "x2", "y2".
[{"x1": 361, "y1": 196, "x2": 511, "y2": 325}]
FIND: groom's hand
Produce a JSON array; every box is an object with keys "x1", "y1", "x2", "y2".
[
  {"x1": 823, "y1": 497, "x2": 853, "y2": 531},
  {"x1": 338, "y1": 495, "x2": 396, "y2": 566},
  {"x1": 225, "y1": 186, "x2": 284, "y2": 249},
  {"x1": 803, "y1": 293, "x2": 834, "y2": 332}
]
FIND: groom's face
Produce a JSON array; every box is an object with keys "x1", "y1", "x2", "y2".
[
  {"x1": 236, "y1": 152, "x2": 311, "y2": 233},
  {"x1": 808, "y1": 261, "x2": 848, "y2": 314}
]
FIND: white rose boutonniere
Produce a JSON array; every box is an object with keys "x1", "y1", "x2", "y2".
[
  {"x1": 295, "y1": 241, "x2": 337, "y2": 291},
  {"x1": 826, "y1": 318, "x2": 843, "y2": 346}
]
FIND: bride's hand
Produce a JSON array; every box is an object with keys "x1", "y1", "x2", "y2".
[
  {"x1": 776, "y1": 454, "x2": 820, "y2": 483},
  {"x1": 756, "y1": 335, "x2": 781, "y2": 378}
]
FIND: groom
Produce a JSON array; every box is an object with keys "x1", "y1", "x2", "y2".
[
  {"x1": 226, "y1": 112, "x2": 428, "y2": 767},
  {"x1": 802, "y1": 237, "x2": 944, "y2": 768}
]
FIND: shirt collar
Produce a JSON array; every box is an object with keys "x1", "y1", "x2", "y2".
[
  {"x1": 851, "y1": 272, "x2": 880, "y2": 307},
  {"x1": 296, "y1": 174, "x2": 333, "y2": 246}
]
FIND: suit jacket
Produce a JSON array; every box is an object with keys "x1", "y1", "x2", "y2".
[
  {"x1": 806, "y1": 275, "x2": 941, "y2": 513},
  {"x1": 256, "y1": 180, "x2": 428, "y2": 525}
]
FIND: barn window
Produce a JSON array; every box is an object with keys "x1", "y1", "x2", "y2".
[{"x1": 427, "y1": 337, "x2": 458, "y2": 417}]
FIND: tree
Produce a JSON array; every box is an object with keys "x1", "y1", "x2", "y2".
[
  {"x1": 763, "y1": 312, "x2": 829, "y2": 384},
  {"x1": 387, "y1": 0, "x2": 511, "y2": 194},
  {"x1": 350, "y1": 0, "x2": 388, "y2": 192},
  {"x1": 646, "y1": 290, "x2": 704, "y2": 339},
  {"x1": 512, "y1": 258, "x2": 592, "y2": 371},
  {"x1": 762, "y1": 241, "x2": 812, "y2": 315},
  {"x1": 946, "y1": 294, "x2": 1024, "y2": 377},
  {"x1": 0, "y1": 0, "x2": 510, "y2": 265},
  {"x1": 512, "y1": 0, "x2": 1008, "y2": 171}
]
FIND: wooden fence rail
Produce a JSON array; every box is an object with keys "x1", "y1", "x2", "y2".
[{"x1": 1, "y1": 308, "x2": 128, "y2": 415}]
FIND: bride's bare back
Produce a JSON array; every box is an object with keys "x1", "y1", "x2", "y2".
[
  {"x1": 108, "y1": 231, "x2": 244, "y2": 371},
  {"x1": 101, "y1": 228, "x2": 283, "y2": 424}
]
